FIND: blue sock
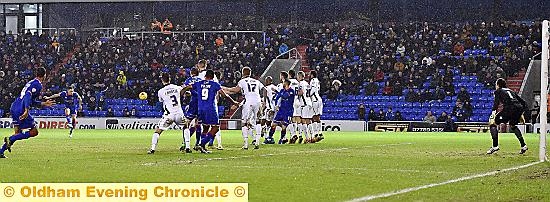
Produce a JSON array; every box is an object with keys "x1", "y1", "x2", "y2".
[
  {"x1": 9, "y1": 131, "x2": 31, "y2": 145},
  {"x1": 200, "y1": 133, "x2": 213, "y2": 147},
  {"x1": 208, "y1": 134, "x2": 215, "y2": 145},
  {"x1": 195, "y1": 126, "x2": 202, "y2": 146},
  {"x1": 268, "y1": 128, "x2": 275, "y2": 139},
  {"x1": 280, "y1": 130, "x2": 286, "y2": 140},
  {"x1": 0, "y1": 144, "x2": 7, "y2": 154},
  {"x1": 66, "y1": 116, "x2": 72, "y2": 125}
]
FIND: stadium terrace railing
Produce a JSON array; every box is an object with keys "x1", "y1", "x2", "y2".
[
  {"x1": 20, "y1": 27, "x2": 76, "y2": 36},
  {"x1": 275, "y1": 47, "x2": 303, "y2": 61},
  {"x1": 92, "y1": 28, "x2": 266, "y2": 44}
]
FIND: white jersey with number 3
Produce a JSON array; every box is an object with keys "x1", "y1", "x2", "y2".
[
  {"x1": 238, "y1": 77, "x2": 264, "y2": 105},
  {"x1": 158, "y1": 84, "x2": 184, "y2": 115}
]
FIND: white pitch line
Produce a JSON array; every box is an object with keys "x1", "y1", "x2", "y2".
[
  {"x1": 347, "y1": 161, "x2": 544, "y2": 202},
  {"x1": 182, "y1": 164, "x2": 456, "y2": 174},
  {"x1": 141, "y1": 142, "x2": 413, "y2": 166}
]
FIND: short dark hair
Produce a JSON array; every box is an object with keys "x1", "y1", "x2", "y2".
[
  {"x1": 205, "y1": 70, "x2": 215, "y2": 79},
  {"x1": 198, "y1": 59, "x2": 207, "y2": 65},
  {"x1": 242, "y1": 67, "x2": 251, "y2": 77},
  {"x1": 496, "y1": 78, "x2": 507, "y2": 88},
  {"x1": 35, "y1": 67, "x2": 46, "y2": 78},
  {"x1": 283, "y1": 80, "x2": 291, "y2": 86},
  {"x1": 214, "y1": 71, "x2": 222, "y2": 79},
  {"x1": 310, "y1": 70, "x2": 317, "y2": 78},
  {"x1": 265, "y1": 76, "x2": 273, "y2": 83},
  {"x1": 161, "y1": 72, "x2": 170, "y2": 83},
  {"x1": 190, "y1": 68, "x2": 199, "y2": 76},
  {"x1": 288, "y1": 70, "x2": 296, "y2": 78},
  {"x1": 280, "y1": 71, "x2": 289, "y2": 79}
]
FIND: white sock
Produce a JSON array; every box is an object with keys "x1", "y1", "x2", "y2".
[
  {"x1": 215, "y1": 131, "x2": 222, "y2": 147},
  {"x1": 242, "y1": 126, "x2": 249, "y2": 147},
  {"x1": 313, "y1": 122, "x2": 319, "y2": 136},
  {"x1": 255, "y1": 124, "x2": 262, "y2": 146},
  {"x1": 302, "y1": 124, "x2": 309, "y2": 139},
  {"x1": 316, "y1": 122, "x2": 322, "y2": 135},
  {"x1": 308, "y1": 124, "x2": 314, "y2": 139},
  {"x1": 151, "y1": 133, "x2": 160, "y2": 150},
  {"x1": 183, "y1": 129, "x2": 191, "y2": 149},
  {"x1": 288, "y1": 123, "x2": 295, "y2": 137}
]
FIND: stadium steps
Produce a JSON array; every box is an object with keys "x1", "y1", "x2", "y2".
[
  {"x1": 297, "y1": 45, "x2": 310, "y2": 71},
  {"x1": 50, "y1": 45, "x2": 81, "y2": 81},
  {"x1": 507, "y1": 70, "x2": 526, "y2": 92}
]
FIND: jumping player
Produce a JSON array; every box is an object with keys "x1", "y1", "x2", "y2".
[
  {"x1": 487, "y1": 78, "x2": 529, "y2": 154},
  {"x1": 184, "y1": 70, "x2": 238, "y2": 153},
  {"x1": 309, "y1": 70, "x2": 324, "y2": 141},
  {"x1": 0, "y1": 67, "x2": 55, "y2": 158},
  {"x1": 180, "y1": 68, "x2": 202, "y2": 153},
  {"x1": 196, "y1": 59, "x2": 224, "y2": 150},
  {"x1": 265, "y1": 80, "x2": 295, "y2": 144},
  {"x1": 148, "y1": 73, "x2": 187, "y2": 154},
  {"x1": 44, "y1": 86, "x2": 83, "y2": 138},
  {"x1": 223, "y1": 67, "x2": 265, "y2": 150}
]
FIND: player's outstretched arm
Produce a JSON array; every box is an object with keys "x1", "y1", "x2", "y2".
[
  {"x1": 44, "y1": 93, "x2": 61, "y2": 100},
  {"x1": 222, "y1": 86, "x2": 241, "y2": 95},
  {"x1": 77, "y1": 93, "x2": 83, "y2": 111},
  {"x1": 219, "y1": 89, "x2": 239, "y2": 105}
]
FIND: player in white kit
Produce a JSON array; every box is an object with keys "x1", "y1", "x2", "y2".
[
  {"x1": 296, "y1": 71, "x2": 314, "y2": 143},
  {"x1": 260, "y1": 76, "x2": 277, "y2": 138},
  {"x1": 224, "y1": 67, "x2": 265, "y2": 149},
  {"x1": 148, "y1": 73, "x2": 187, "y2": 154},
  {"x1": 287, "y1": 70, "x2": 302, "y2": 144},
  {"x1": 309, "y1": 70, "x2": 324, "y2": 142}
]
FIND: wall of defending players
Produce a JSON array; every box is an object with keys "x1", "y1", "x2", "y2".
[{"x1": 0, "y1": 118, "x2": 366, "y2": 132}]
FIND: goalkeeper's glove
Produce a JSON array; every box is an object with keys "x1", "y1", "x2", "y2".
[
  {"x1": 488, "y1": 111, "x2": 496, "y2": 126},
  {"x1": 519, "y1": 115, "x2": 525, "y2": 124}
]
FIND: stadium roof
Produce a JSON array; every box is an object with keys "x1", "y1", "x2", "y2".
[{"x1": 1, "y1": 0, "x2": 207, "y2": 3}]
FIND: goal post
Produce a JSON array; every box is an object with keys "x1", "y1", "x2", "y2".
[{"x1": 540, "y1": 20, "x2": 549, "y2": 162}]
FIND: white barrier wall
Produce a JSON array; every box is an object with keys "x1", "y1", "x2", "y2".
[{"x1": 0, "y1": 118, "x2": 367, "y2": 132}]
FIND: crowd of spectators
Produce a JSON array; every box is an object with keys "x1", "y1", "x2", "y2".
[
  {"x1": 0, "y1": 30, "x2": 76, "y2": 116},
  {"x1": 305, "y1": 21, "x2": 540, "y2": 97},
  {"x1": 0, "y1": 20, "x2": 543, "y2": 120}
]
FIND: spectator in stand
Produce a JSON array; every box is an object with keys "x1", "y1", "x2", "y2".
[
  {"x1": 434, "y1": 87, "x2": 446, "y2": 101},
  {"x1": 123, "y1": 107, "x2": 130, "y2": 117},
  {"x1": 406, "y1": 88, "x2": 420, "y2": 102},
  {"x1": 453, "y1": 101, "x2": 467, "y2": 122},
  {"x1": 437, "y1": 112, "x2": 448, "y2": 122},
  {"x1": 117, "y1": 71, "x2": 127, "y2": 86},
  {"x1": 424, "y1": 111, "x2": 436, "y2": 124},
  {"x1": 444, "y1": 115, "x2": 456, "y2": 132},
  {"x1": 463, "y1": 100, "x2": 473, "y2": 120},
  {"x1": 162, "y1": 18, "x2": 173, "y2": 32},
  {"x1": 357, "y1": 104, "x2": 366, "y2": 121},
  {"x1": 368, "y1": 109, "x2": 376, "y2": 121},
  {"x1": 453, "y1": 42, "x2": 465, "y2": 55},
  {"x1": 386, "y1": 107, "x2": 395, "y2": 121},
  {"x1": 374, "y1": 67, "x2": 384, "y2": 82},
  {"x1": 421, "y1": 89, "x2": 433, "y2": 102},
  {"x1": 382, "y1": 81, "x2": 393, "y2": 95},
  {"x1": 377, "y1": 109, "x2": 386, "y2": 121},
  {"x1": 396, "y1": 43, "x2": 406, "y2": 56},
  {"x1": 107, "y1": 107, "x2": 114, "y2": 117},
  {"x1": 365, "y1": 79, "x2": 378, "y2": 95},
  {"x1": 393, "y1": 81, "x2": 404, "y2": 96},
  {"x1": 130, "y1": 107, "x2": 137, "y2": 117},
  {"x1": 327, "y1": 80, "x2": 341, "y2": 100},
  {"x1": 151, "y1": 18, "x2": 162, "y2": 31},
  {"x1": 394, "y1": 111, "x2": 404, "y2": 121},
  {"x1": 457, "y1": 87, "x2": 471, "y2": 102}
]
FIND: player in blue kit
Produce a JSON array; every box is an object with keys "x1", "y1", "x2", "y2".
[
  {"x1": 183, "y1": 70, "x2": 238, "y2": 153},
  {"x1": 264, "y1": 80, "x2": 295, "y2": 144},
  {"x1": 45, "y1": 86, "x2": 83, "y2": 138},
  {"x1": 179, "y1": 68, "x2": 202, "y2": 153},
  {"x1": 0, "y1": 67, "x2": 55, "y2": 158}
]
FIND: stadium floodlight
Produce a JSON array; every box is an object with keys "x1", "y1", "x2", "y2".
[{"x1": 540, "y1": 20, "x2": 549, "y2": 162}]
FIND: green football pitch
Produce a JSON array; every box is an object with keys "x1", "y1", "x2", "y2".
[{"x1": 0, "y1": 129, "x2": 548, "y2": 201}]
